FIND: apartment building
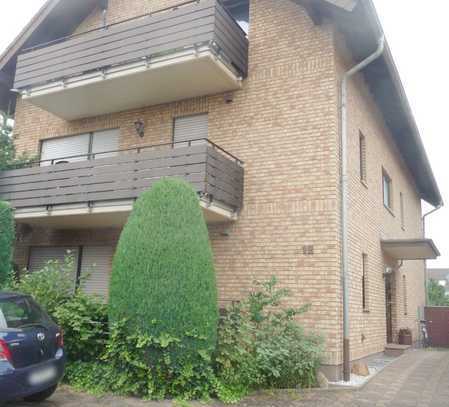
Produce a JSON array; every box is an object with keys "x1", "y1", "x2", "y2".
[{"x1": 0, "y1": 0, "x2": 442, "y2": 380}]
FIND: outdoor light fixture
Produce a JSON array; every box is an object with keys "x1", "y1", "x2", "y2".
[{"x1": 134, "y1": 120, "x2": 145, "y2": 138}]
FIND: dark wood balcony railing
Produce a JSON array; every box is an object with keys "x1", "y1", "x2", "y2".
[
  {"x1": 0, "y1": 140, "x2": 244, "y2": 211},
  {"x1": 14, "y1": 0, "x2": 248, "y2": 90}
]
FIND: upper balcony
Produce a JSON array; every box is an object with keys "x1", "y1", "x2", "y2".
[
  {"x1": 0, "y1": 140, "x2": 244, "y2": 228},
  {"x1": 13, "y1": 0, "x2": 248, "y2": 120}
]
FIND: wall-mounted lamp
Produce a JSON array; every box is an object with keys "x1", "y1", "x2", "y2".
[{"x1": 134, "y1": 120, "x2": 145, "y2": 138}]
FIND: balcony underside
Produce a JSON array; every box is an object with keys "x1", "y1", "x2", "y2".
[
  {"x1": 14, "y1": 0, "x2": 248, "y2": 120},
  {"x1": 14, "y1": 198, "x2": 237, "y2": 229},
  {"x1": 21, "y1": 48, "x2": 242, "y2": 121}
]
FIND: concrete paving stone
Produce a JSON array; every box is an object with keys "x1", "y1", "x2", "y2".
[{"x1": 5, "y1": 349, "x2": 449, "y2": 407}]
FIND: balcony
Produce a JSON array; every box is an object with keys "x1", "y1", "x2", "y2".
[
  {"x1": 0, "y1": 140, "x2": 244, "y2": 228},
  {"x1": 13, "y1": 0, "x2": 248, "y2": 120}
]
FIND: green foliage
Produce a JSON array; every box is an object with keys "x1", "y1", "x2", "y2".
[
  {"x1": 109, "y1": 179, "x2": 218, "y2": 363},
  {"x1": 8, "y1": 254, "x2": 108, "y2": 362},
  {"x1": 53, "y1": 293, "x2": 108, "y2": 362},
  {"x1": 65, "y1": 320, "x2": 216, "y2": 400},
  {"x1": 0, "y1": 111, "x2": 35, "y2": 171},
  {"x1": 215, "y1": 278, "x2": 323, "y2": 402},
  {"x1": 8, "y1": 254, "x2": 76, "y2": 315},
  {"x1": 428, "y1": 279, "x2": 449, "y2": 306},
  {"x1": 0, "y1": 201, "x2": 14, "y2": 288}
]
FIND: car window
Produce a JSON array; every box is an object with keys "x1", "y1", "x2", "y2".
[{"x1": 0, "y1": 297, "x2": 49, "y2": 329}]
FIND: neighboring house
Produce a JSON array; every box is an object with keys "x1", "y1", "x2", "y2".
[
  {"x1": 0, "y1": 0, "x2": 442, "y2": 380},
  {"x1": 428, "y1": 269, "x2": 449, "y2": 295}
]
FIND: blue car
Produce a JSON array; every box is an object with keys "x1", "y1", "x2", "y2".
[{"x1": 0, "y1": 293, "x2": 65, "y2": 403}]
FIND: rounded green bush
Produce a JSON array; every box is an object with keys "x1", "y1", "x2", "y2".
[
  {"x1": 109, "y1": 178, "x2": 218, "y2": 359},
  {"x1": 0, "y1": 201, "x2": 14, "y2": 287}
]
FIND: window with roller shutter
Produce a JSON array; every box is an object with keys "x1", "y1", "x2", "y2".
[
  {"x1": 173, "y1": 114, "x2": 208, "y2": 146},
  {"x1": 80, "y1": 246, "x2": 114, "y2": 299},
  {"x1": 28, "y1": 247, "x2": 79, "y2": 287},
  {"x1": 28, "y1": 246, "x2": 114, "y2": 300},
  {"x1": 40, "y1": 129, "x2": 120, "y2": 166}
]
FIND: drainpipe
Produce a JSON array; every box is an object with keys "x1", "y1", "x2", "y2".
[
  {"x1": 341, "y1": 35, "x2": 385, "y2": 382},
  {"x1": 422, "y1": 203, "x2": 444, "y2": 305}
]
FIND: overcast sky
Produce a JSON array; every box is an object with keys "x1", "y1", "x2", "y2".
[{"x1": 0, "y1": 1, "x2": 448, "y2": 267}]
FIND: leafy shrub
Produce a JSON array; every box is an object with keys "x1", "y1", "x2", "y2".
[
  {"x1": 0, "y1": 111, "x2": 36, "y2": 171},
  {"x1": 9, "y1": 254, "x2": 75, "y2": 315},
  {"x1": 109, "y1": 179, "x2": 218, "y2": 363},
  {"x1": 215, "y1": 278, "x2": 323, "y2": 401},
  {"x1": 0, "y1": 201, "x2": 14, "y2": 287},
  {"x1": 9, "y1": 254, "x2": 108, "y2": 363},
  {"x1": 54, "y1": 293, "x2": 108, "y2": 362},
  {"x1": 65, "y1": 320, "x2": 216, "y2": 400}
]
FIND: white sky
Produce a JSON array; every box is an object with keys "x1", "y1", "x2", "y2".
[{"x1": 0, "y1": 1, "x2": 448, "y2": 267}]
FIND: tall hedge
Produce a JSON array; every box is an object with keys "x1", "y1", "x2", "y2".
[
  {"x1": 0, "y1": 201, "x2": 14, "y2": 287},
  {"x1": 109, "y1": 179, "x2": 218, "y2": 358}
]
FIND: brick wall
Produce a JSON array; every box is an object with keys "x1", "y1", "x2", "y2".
[
  {"x1": 11, "y1": 0, "x2": 427, "y2": 374},
  {"x1": 13, "y1": 0, "x2": 341, "y2": 367},
  {"x1": 334, "y1": 33, "x2": 425, "y2": 361}
]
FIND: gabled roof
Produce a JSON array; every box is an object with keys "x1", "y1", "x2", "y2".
[{"x1": 0, "y1": 0, "x2": 443, "y2": 207}]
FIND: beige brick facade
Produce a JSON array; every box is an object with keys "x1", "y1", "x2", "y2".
[{"x1": 11, "y1": 0, "x2": 427, "y2": 378}]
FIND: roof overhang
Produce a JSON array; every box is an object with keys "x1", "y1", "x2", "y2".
[
  {"x1": 295, "y1": 0, "x2": 443, "y2": 207},
  {"x1": 381, "y1": 239, "x2": 440, "y2": 261}
]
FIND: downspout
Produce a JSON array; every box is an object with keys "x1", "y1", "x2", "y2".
[
  {"x1": 422, "y1": 203, "x2": 444, "y2": 305},
  {"x1": 340, "y1": 35, "x2": 385, "y2": 382}
]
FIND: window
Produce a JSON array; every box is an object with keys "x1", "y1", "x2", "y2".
[
  {"x1": 173, "y1": 114, "x2": 208, "y2": 146},
  {"x1": 400, "y1": 192, "x2": 405, "y2": 229},
  {"x1": 359, "y1": 132, "x2": 367, "y2": 183},
  {"x1": 402, "y1": 275, "x2": 408, "y2": 315},
  {"x1": 40, "y1": 129, "x2": 119, "y2": 166},
  {"x1": 28, "y1": 246, "x2": 114, "y2": 299},
  {"x1": 0, "y1": 297, "x2": 50, "y2": 329},
  {"x1": 362, "y1": 253, "x2": 369, "y2": 311},
  {"x1": 382, "y1": 170, "x2": 393, "y2": 210}
]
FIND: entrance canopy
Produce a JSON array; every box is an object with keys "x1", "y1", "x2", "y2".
[{"x1": 381, "y1": 239, "x2": 440, "y2": 261}]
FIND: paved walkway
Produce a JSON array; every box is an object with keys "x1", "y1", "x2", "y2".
[{"x1": 7, "y1": 349, "x2": 449, "y2": 407}]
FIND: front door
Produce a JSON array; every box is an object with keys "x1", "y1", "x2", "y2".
[{"x1": 385, "y1": 273, "x2": 394, "y2": 343}]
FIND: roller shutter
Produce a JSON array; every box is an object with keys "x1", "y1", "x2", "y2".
[
  {"x1": 80, "y1": 246, "x2": 114, "y2": 299},
  {"x1": 40, "y1": 130, "x2": 120, "y2": 165},
  {"x1": 173, "y1": 114, "x2": 208, "y2": 146},
  {"x1": 91, "y1": 129, "x2": 120, "y2": 159},
  {"x1": 28, "y1": 247, "x2": 79, "y2": 286},
  {"x1": 40, "y1": 134, "x2": 90, "y2": 166}
]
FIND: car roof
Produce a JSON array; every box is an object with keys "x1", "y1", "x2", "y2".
[{"x1": 0, "y1": 292, "x2": 29, "y2": 300}]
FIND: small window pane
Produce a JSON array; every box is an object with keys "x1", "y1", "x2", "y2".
[
  {"x1": 359, "y1": 132, "x2": 367, "y2": 182},
  {"x1": 362, "y1": 253, "x2": 368, "y2": 311},
  {"x1": 383, "y1": 172, "x2": 392, "y2": 209},
  {"x1": 400, "y1": 192, "x2": 405, "y2": 228}
]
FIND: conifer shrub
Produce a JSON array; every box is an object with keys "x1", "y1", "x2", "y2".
[
  {"x1": 0, "y1": 201, "x2": 14, "y2": 287},
  {"x1": 109, "y1": 178, "x2": 218, "y2": 362}
]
